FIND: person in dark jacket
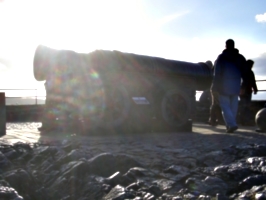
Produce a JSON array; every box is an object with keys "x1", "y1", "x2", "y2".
[
  {"x1": 239, "y1": 59, "x2": 258, "y2": 125},
  {"x1": 211, "y1": 39, "x2": 246, "y2": 133}
]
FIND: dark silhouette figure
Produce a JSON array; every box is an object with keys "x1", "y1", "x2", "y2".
[
  {"x1": 211, "y1": 39, "x2": 246, "y2": 133},
  {"x1": 239, "y1": 59, "x2": 258, "y2": 125},
  {"x1": 205, "y1": 61, "x2": 221, "y2": 126},
  {"x1": 199, "y1": 89, "x2": 211, "y2": 108}
]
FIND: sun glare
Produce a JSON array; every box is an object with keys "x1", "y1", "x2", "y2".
[
  {"x1": 0, "y1": 63, "x2": 7, "y2": 70},
  {"x1": 1, "y1": 0, "x2": 266, "y2": 97},
  {"x1": 30, "y1": 0, "x2": 146, "y2": 54}
]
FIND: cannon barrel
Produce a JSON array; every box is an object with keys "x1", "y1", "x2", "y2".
[
  {"x1": 34, "y1": 45, "x2": 212, "y2": 90},
  {"x1": 33, "y1": 45, "x2": 212, "y2": 133}
]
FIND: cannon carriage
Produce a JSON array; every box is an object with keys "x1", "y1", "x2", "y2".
[{"x1": 33, "y1": 45, "x2": 212, "y2": 133}]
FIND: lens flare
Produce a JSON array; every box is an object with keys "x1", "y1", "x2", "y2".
[{"x1": 90, "y1": 70, "x2": 99, "y2": 79}]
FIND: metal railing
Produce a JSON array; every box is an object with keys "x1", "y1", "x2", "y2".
[
  {"x1": 1, "y1": 79, "x2": 266, "y2": 105},
  {"x1": 0, "y1": 89, "x2": 45, "y2": 105},
  {"x1": 196, "y1": 79, "x2": 266, "y2": 100},
  {"x1": 254, "y1": 80, "x2": 266, "y2": 92}
]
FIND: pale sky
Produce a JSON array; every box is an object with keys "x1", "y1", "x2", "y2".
[{"x1": 0, "y1": 0, "x2": 266, "y2": 98}]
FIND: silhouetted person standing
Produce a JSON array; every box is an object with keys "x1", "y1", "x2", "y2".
[
  {"x1": 211, "y1": 39, "x2": 246, "y2": 133},
  {"x1": 206, "y1": 60, "x2": 221, "y2": 126},
  {"x1": 239, "y1": 59, "x2": 258, "y2": 125}
]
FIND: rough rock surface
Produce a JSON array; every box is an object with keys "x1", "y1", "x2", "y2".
[
  {"x1": 1, "y1": 140, "x2": 266, "y2": 199},
  {"x1": 1, "y1": 122, "x2": 266, "y2": 199}
]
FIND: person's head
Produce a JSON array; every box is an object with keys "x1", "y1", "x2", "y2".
[
  {"x1": 225, "y1": 39, "x2": 235, "y2": 49},
  {"x1": 205, "y1": 60, "x2": 213, "y2": 70},
  {"x1": 246, "y1": 59, "x2": 254, "y2": 69}
]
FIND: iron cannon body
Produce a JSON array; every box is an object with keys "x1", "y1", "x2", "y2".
[{"x1": 33, "y1": 45, "x2": 212, "y2": 133}]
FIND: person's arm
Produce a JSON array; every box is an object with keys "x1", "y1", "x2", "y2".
[
  {"x1": 251, "y1": 71, "x2": 258, "y2": 94},
  {"x1": 240, "y1": 55, "x2": 248, "y2": 85}
]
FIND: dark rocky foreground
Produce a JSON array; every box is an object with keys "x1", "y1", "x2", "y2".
[{"x1": 1, "y1": 138, "x2": 266, "y2": 199}]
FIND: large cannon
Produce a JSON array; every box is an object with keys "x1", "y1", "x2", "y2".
[{"x1": 33, "y1": 45, "x2": 212, "y2": 133}]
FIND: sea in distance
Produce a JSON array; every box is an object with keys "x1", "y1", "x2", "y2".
[{"x1": 2, "y1": 90, "x2": 266, "y2": 106}]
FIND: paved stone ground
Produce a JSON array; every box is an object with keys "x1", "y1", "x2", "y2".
[{"x1": 1, "y1": 122, "x2": 266, "y2": 169}]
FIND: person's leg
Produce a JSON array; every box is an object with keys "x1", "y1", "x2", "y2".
[
  {"x1": 245, "y1": 93, "x2": 252, "y2": 123},
  {"x1": 189, "y1": 89, "x2": 197, "y2": 120},
  {"x1": 226, "y1": 94, "x2": 239, "y2": 133},
  {"x1": 209, "y1": 104, "x2": 217, "y2": 125},
  {"x1": 239, "y1": 96, "x2": 245, "y2": 124},
  {"x1": 213, "y1": 104, "x2": 221, "y2": 124},
  {"x1": 219, "y1": 94, "x2": 237, "y2": 129},
  {"x1": 230, "y1": 95, "x2": 239, "y2": 122},
  {"x1": 213, "y1": 92, "x2": 220, "y2": 124},
  {"x1": 209, "y1": 92, "x2": 219, "y2": 125},
  {"x1": 239, "y1": 95, "x2": 250, "y2": 125}
]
